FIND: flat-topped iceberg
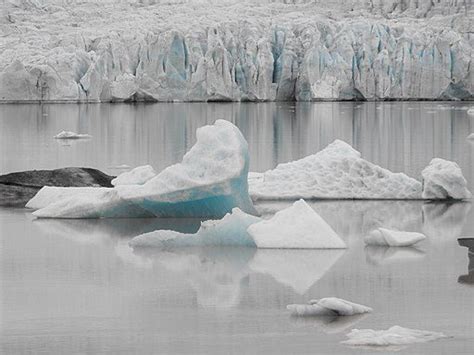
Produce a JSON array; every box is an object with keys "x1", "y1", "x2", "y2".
[
  {"x1": 421, "y1": 158, "x2": 472, "y2": 200},
  {"x1": 54, "y1": 131, "x2": 92, "y2": 139},
  {"x1": 287, "y1": 298, "x2": 372, "y2": 317},
  {"x1": 342, "y1": 326, "x2": 449, "y2": 347},
  {"x1": 111, "y1": 165, "x2": 156, "y2": 186},
  {"x1": 130, "y1": 208, "x2": 260, "y2": 248},
  {"x1": 364, "y1": 228, "x2": 426, "y2": 247},
  {"x1": 249, "y1": 140, "x2": 423, "y2": 200},
  {"x1": 247, "y1": 200, "x2": 347, "y2": 249},
  {"x1": 28, "y1": 120, "x2": 257, "y2": 218}
]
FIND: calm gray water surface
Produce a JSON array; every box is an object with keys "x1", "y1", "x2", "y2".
[{"x1": 1, "y1": 102, "x2": 474, "y2": 354}]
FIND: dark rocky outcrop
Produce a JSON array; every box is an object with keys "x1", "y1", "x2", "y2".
[{"x1": 0, "y1": 167, "x2": 114, "y2": 207}]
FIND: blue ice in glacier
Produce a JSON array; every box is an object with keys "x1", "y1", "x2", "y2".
[
  {"x1": 29, "y1": 120, "x2": 257, "y2": 219},
  {"x1": 130, "y1": 208, "x2": 261, "y2": 248}
]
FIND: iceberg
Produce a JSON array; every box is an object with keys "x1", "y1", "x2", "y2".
[
  {"x1": 117, "y1": 120, "x2": 257, "y2": 217},
  {"x1": 421, "y1": 158, "x2": 472, "y2": 199},
  {"x1": 467, "y1": 108, "x2": 474, "y2": 116},
  {"x1": 467, "y1": 133, "x2": 474, "y2": 141},
  {"x1": 287, "y1": 298, "x2": 372, "y2": 317},
  {"x1": 28, "y1": 120, "x2": 257, "y2": 218},
  {"x1": 54, "y1": 131, "x2": 92, "y2": 139},
  {"x1": 249, "y1": 140, "x2": 423, "y2": 200},
  {"x1": 247, "y1": 200, "x2": 347, "y2": 249},
  {"x1": 111, "y1": 165, "x2": 156, "y2": 186},
  {"x1": 129, "y1": 208, "x2": 260, "y2": 248},
  {"x1": 364, "y1": 228, "x2": 426, "y2": 247},
  {"x1": 0, "y1": 1, "x2": 471, "y2": 103},
  {"x1": 342, "y1": 326, "x2": 449, "y2": 347}
]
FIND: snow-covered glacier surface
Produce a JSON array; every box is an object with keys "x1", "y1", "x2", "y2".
[
  {"x1": 1, "y1": 0, "x2": 472, "y2": 102},
  {"x1": 249, "y1": 140, "x2": 423, "y2": 200},
  {"x1": 29, "y1": 120, "x2": 257, "y2": 218}
]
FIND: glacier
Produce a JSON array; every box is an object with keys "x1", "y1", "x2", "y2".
[
  {"x1": 364, "y1": 228, "x2": 426, "y2": 247},
  {"x1": 247, "y1": 199, "x2": 347, "y2": 249},
  {"x1": 249, "y1": 140, "x2": 423, "y2": 200},
  {"x1": 287, "y1": 298, "x2": 372, "y2": 317},
  {"x1": 1, "y1": 0, "x2": 472, "y2": 102},
  {"x1": 28, "y1": 120, "x2": 257, "y2": 218}
]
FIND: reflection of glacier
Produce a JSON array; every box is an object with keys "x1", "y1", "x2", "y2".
[
  {"x1": 365, "y1": 246, "x2": 425, "y2": 265},
  {"x1": 248, "y1": 249, "x2": 345, "y2": 295}
]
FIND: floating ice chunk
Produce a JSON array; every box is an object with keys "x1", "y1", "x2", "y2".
[
  {"x1": 342, "y1": 326, "x2": 448, "y2": 347},
  {"x1": 129, "y1": 208, "x2": 261, "y2": 248},
  {"x1": 421, "y1": 158, "x2": 471, "y2": 199},
  {"x1": 32, "y1": 187, "x2": 152, "y2": 218},
  {"x1": 249, "y1": 140, "x2": 422, "y2": 200},
  {"x1": 467, "y1": 133, "x2": 474, "y2": 141},
  {"x1": 54, "y1": 131, "x2": 92, "y2": 139},
  {"x1": 117, "y1": 120, "x2": 257, "y2": 217},
  {"x1": 247, "y1": 200, "x2": 347, "y2": 249},
  {"x1": 364, "y1": 228, "x2": 426, "y2": 247},
  {"x1": 467, "y1": 108, "x2": 474, "y2": 116},
  {"x1": 287, "y1": 298, "x2": 372, "y2": 317},
  {"x1": 111, "y1": 165, "x2": 156, "y2": 186}
]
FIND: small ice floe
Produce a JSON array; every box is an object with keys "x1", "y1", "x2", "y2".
[
  {"x1": 364, "y1": 228, "x2": 426, "y2": 247},
  {"x1": 54, "y1": 131, "x2": 92, "y2": 139},
  {"x1": 111, "y1": 165, "x2": 156, "y2": 186},
  {"x1": 341, "y1": 325, "x2": 449, "y2": 347},
  {"x1": 287, "y1": 297, "x2": 372, "y2": 317},
  {"x1": 467, "y1": 107, "x2": 474, "y2": 116},
  {"x1": 247, "y1": 199, "x2": 347, "y2": 249},
  {"x1": 467, "y1": 133, "x2": 474, "y2": 141},
  {"x1": 421, "y1": 158, "x2": 472, "y2": 199}
]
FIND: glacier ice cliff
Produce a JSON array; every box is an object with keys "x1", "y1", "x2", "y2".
[{"x1": 1, "y1": 0, "x2": 472, "y2": 102}]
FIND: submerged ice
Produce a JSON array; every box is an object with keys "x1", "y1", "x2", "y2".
[{"x1": 1, "y1": 1, "x2": 472, "y2": 102}]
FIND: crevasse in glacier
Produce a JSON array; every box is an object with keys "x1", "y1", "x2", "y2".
[
  {"x1": 28, "y1": 120, "x2": 257, "y2": 218},
  {"x1": 1, "y1": 1, "x2": 472, "y2": 102}
]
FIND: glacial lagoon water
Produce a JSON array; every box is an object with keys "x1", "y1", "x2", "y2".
[{"x1": 1, "y1": 102, "x2": 474, "y2": 354}]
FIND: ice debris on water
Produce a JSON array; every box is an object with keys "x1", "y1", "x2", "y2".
[
  {"x1": 287, "y1": 298, "x2": 372, "y2": 317},
  {"x1": 364, "y1": 228, "x2": 426, "y2": 247},
  {"x1": 54, "y1": 131, "x2": 92, "y2": 139}
]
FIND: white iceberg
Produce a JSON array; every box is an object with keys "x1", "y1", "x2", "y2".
[
  {"x1": 29, "y1": 120, "x2": 257, "y2": 218},
  {"x1": 364, "y1": 228, "x2": 426, "y2": 247},
  {"x1": 467, "y1": 108, "x2": 474, "y2": 116},
  {"x1": 111, "y1": 165, "x2": 156, "y2": 186},
  {"x1": 130, "y1": 208, "x2": 260, "y2": 248},
  {"x1": 287, "y1": 298, "x2": 372, "y2": 317},
  {"x1": 421, "y1": 158, "x2": 471, "y2": 200},
  {"x1": 54, "y1": 131, "x2": 92, "y2": 139},
  {"x1": 117, "y1": 120, "x2": 257, "y2": 217},
  {"x1": 467, "y1": 133, "x2": 474, "y2": 140},
  {"x1": 247, "y1": 200, "x2": 347, "y2": 249},
  {"x1": 342, "y1": 326, "x2": 449, "y2": 347},
  {"x1": 249, "y1": 140, "x2": 422, "y2": 200}
]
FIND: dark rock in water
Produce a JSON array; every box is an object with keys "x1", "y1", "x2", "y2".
[{"x1": 0, "y1": 167, "x2": 115, "y2": 207}]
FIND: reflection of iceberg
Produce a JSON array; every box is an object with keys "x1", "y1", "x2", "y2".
[
  {"x1": 458, "y1": 238, "x2": 474, "y2": 285},
  {"x1": 422, "y1": 202, "x2": 471, "y2": 242},
  {"x1": 289, "y1": 313, "x2": 369, "y2": 334},
  {"x1": 365, "y1": 246, "x2": 425, "y2": 265},
  {"x1": 249, "y1": 249, "x2": 345, "y2": 295},
  {"x1": 134, "y1": 247, "x2": 255, "y2": 309}
]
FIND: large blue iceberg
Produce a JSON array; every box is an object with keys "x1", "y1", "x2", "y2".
[{"x1": 28, "y1": 120, "x2": 257, "y2": 218}]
